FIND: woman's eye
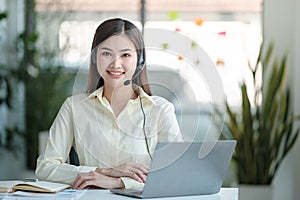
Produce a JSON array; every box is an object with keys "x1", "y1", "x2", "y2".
[
  {"x1": 122, "y1": 53, "x2": 131, "y2": 57},
  {"x1": 102, "y1": 51, "x2": 111, "y2": 56}
]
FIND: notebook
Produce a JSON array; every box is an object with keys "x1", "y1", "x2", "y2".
[
  {"x1": 0, "y1": 180, "x2": 70, "y2": 193},
  {"x1": 110, "y1": 140, "x2": 236, "y2": 198}
]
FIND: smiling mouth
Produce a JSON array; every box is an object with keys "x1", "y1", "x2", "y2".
[{"x1": 107, "y1": 70, "x2": 125, "y2": 77}]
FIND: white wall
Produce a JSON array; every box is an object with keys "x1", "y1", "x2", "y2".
[{"x1": 264, "y1": 0, "x2": 300, "y2": 200}]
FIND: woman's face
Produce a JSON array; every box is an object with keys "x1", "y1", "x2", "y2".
[{"x1": 96, "y1": 34, "x2": 138, "y2": 88}]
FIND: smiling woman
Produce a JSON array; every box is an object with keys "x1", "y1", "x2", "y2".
[
  {"x1": 95, "y1": 35, "x2": 138, "y2": 89},
  {"x1": 35, "y1": 18, "x2": 183, "y2": 190},
  {"x1": 86, "y1": 18, "x2": 149, "y2": 95}
]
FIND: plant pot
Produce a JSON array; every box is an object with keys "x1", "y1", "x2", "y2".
[{"x1": 239, "y1": 184, "x2": 273, "y2": 200}]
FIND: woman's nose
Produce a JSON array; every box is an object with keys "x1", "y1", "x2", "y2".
[{"x1": 110, "y1": 56, "x2": 122, "y2": 68}]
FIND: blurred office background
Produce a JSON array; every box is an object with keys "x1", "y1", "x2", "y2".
[{"x1": 0, "y1": 0, "x2": 299, "y2": 200}]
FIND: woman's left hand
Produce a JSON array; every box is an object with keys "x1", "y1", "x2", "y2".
[
  {"x1": 72, "y1": 171, "x2": 124, "y2": 190},
  {"x1": 96, "y1": 162, "x2": 149, "y2": 183}
]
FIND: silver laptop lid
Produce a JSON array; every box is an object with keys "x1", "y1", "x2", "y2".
[{"x1": 141, "y1": 140, "x2": 236, "y2": 198}]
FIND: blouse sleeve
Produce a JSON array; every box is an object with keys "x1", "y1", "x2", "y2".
[
  {"x1": 157, "y1": 100, "x2": 183, "y2": 142},
  {"x1": 35, "y1": 97, "x2": 96, "y2": 185}
]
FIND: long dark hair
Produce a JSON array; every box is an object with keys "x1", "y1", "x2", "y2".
[{"x1": 86, "y1": 18, "x2": 151, "y2": 95}]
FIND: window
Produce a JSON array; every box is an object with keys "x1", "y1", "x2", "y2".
[{"x1": 36, "y1": 0, "x2": 262, "y2": 106}]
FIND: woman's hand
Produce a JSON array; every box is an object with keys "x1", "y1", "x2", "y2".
[
  {"x1": 72, "y1": 171, "x2": 124, "y2": 190},
  {"x1": 96, "y1": 162, "x2": 149, "y2": 183}
]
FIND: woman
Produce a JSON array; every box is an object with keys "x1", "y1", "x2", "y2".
[{"x1": 35, "y1": 18, "x2": 182, "y2": 189}]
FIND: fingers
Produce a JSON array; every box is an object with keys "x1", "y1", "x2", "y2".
[
  {"x1": 124, "y1": 162, "x2": 149, "y2": 176},
  {"x1": 130, "y1": 163, "x2": 148, "y2": 175},
  {"x1": 139, "y1": 164, "x2": 149, "y2": 175},
  {"x1": 127, "y1": 164, "x2": 148, "y2": 183},
  {"x1": 97, "y1": 162, "x2": 149, "y2": 183},
  {"x1": 75, "y1": 179, "x2": 92, "y2": 190},
  {"x1": 72, "y1": 172, "x2": 90, "y2": 189},
  {"x1": 72, "y1": 173, "x2": 81, "y2": 188},
  {"x1": 72, "y1": 171, "x2": 124, "y2": 190},
  {"x1": 132, "y1": 170, "x2": 147, "y2": 183},
  {"x1": 73, "y1": 171, "x2": 102, "y2": 189},
  {"x1": 72, "y1": 163, "x2": 149, "y2": 189}
]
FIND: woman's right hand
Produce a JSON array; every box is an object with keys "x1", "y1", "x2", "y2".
[{"x1": 96, "y1": 162, "x2": 149, "y2": 183}]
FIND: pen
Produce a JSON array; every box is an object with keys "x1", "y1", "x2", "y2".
[{"x1": 24, "y1": 178, "x2": 39, "y2": 182}]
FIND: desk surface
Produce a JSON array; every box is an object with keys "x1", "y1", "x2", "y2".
[{"x1": 80, "y1": 188, "x2": 238, "y2": 200}]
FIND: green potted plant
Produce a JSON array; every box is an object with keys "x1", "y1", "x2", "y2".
[{"x1": 215, "y1": 42, "x2": 300, "y2": 199}]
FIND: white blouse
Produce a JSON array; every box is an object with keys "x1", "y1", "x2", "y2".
[{"x1": 35, "y1": 87, "x2": 182, "y2": 188}]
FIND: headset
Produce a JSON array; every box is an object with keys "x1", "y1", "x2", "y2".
[{"x1": 137, "y1": 51, "x2": 145, "y2": 70}]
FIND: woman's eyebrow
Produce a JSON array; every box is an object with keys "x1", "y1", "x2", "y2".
[
  {"x1": 119, "y1": 48, "x2": 135, "y2": 52},
  {"x1": 99, "y1": 47, "x2": 113, "y2": 51},
  {"x1": 99, "y1": 47, "x2": 135, "y2": 52}
]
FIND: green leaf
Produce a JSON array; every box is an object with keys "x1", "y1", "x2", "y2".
[
  {"x1": 0, "y1": 12, "x2": 8, "y2": 20},
  {"x1": 262, "y1": 42, "x2": 274, "y2": 69},
  {"x1": 168, "y1": 11, "x2": 179, "y2": 21},
  {"x1": 161, "y1": 43, "x2": 169, "y2": 50},
  {"x1": 241, "y1": 84, "x2": 254, "y2": 143},
  {"x1": 225, "y1": 102, "x2": 240, "y2": 140}
]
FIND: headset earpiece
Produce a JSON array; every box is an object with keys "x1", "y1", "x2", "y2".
[
  {"x1": 138, "y1": 54, "x2": 144, "y2": 66},
  {"x1": 137, "y1": 50, "x2": 145, "y2": 72}
]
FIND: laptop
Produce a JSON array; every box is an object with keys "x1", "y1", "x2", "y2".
[{"x1": 110, "y1": 140, "x2": 236, "y2": 199}]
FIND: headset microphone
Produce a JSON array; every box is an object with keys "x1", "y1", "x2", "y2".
[
  {"x1": 123, "y1": 68, "x2": 143, "y2": 86},
  {"x1": 123, "y1": 79, "x2": 131, "y2": 86}
]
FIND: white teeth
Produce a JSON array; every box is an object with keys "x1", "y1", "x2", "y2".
[{"x1": 110, "y1": 71, "x2": 122, "y2": 75}]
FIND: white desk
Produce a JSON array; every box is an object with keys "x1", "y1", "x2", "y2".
[{"x1": 80, "y1": 188, "x2": 238, "y2": 200}]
